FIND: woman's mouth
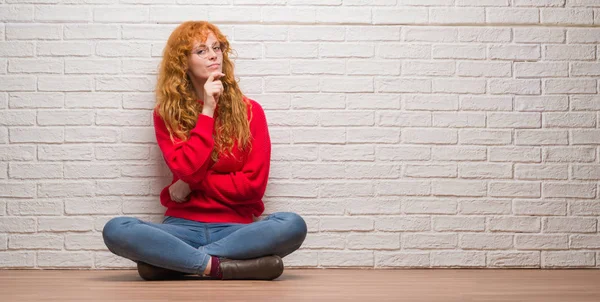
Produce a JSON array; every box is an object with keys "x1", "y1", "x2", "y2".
[{"x1": 208, "y1": 63, "x2": 220, "y2": 69}]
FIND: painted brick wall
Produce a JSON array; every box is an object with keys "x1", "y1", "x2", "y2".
[{"x1": 1, "y1": 0, "x2": 600, "y2": 269}]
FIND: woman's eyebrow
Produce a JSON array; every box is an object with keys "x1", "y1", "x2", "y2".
[{"x1": 195, "y1": 42, "x2": 220, "y2": 48}]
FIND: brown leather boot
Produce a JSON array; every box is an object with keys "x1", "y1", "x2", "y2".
[
  {"x1": 137, "y1": 261, "x2": 184, "y2": 281},
  {"x1": 219, "y1": 255, "x2": 284, "y2": 280}
]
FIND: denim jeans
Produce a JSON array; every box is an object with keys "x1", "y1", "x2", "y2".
[{"x1": 102, "y1": 212, "x2": 308, "y2": 275}]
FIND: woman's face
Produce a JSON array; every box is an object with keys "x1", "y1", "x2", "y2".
[{"x1": 187, "y1": 32, "x2": 223, "y2": 83}]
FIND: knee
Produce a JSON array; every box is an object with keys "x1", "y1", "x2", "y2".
[
  {"x1": 102, "y1": 217, "x2": 139, "y2": 247},
  {"x1": 276, "y1": 212, "x2": 307, "y2": 245}
]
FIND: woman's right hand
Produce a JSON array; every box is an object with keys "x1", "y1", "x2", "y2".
[
  {"x1": 202, "y1": 72, "x2": 225, "y2": 113},
  {"x1": 169, "y1": 179, "x2": 192, "y2": 203}
]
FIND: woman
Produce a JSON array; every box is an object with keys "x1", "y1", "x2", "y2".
[{"x1": 102, "y1": 21, "x2": 307, "y2": 281}]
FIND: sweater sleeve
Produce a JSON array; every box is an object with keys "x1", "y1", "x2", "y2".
[
  {"x1": 199, "y1": 102, "x2": 271, "y2": 204},
  {"x1": 153, "y1": 109, "x2": 215, "y2": 184}
]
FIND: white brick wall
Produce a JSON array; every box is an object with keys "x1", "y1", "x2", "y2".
[{"x1": 1, "y1": 1, "x2": 599, "y2": 270}]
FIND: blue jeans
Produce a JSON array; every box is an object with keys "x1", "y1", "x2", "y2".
[{"x1": 102, "y1": 212, "x2": 307, "y2": 275}]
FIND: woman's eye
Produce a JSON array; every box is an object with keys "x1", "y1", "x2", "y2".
[
  {"x1": 197, "y1": 50, "x2": 206, "y2": 55},
  {"x1": 214, "y1": 46, "x2": 221, "y2": 51}
]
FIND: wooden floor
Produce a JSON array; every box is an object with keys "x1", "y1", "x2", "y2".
[{"x1": 2, "y1": 269, "x2": 600, "y2": 301}]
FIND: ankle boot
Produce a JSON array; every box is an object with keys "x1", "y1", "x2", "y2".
[
  {"x1": 219, "y1": 255, "x2": 284, "y2": 280},
  {"x1": 137, "y1": 261, "x2": 184, "y2": 281}
]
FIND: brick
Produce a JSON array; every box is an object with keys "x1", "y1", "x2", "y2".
[
  {"x1": 542, "y1": 8, "x2": 593, "y2": 25},
  {"x1": 488, "y1": 252, "x2": 540, "y2": 268},
  {"x1": 347, "y1": 94, "x2": 400, "y2": 109},
  {"x1": 573, "y1": 164, "x2": 600, "y2": 180},
  {"x1": 378, "y1": 44, "x2": 430, "y2": 59},
  {"x1": 289, "y1": 26, "x2": 344, "y2": 41},
  {"x1": 291, "y1": 163, "x2": 344, "y2": 179},
  {"x1": 0, "y1": 145, "x2": 34, "y2": 161},
  {"x1": 148, "y1": 6, "x2": 208, "y2": 23},
  {"x1": 515, "y1": 234, "x2": 568, "y2": 250},
  {"x1": 489, "y1": 44, "x2": 540, "y2": 60},
  {"x1": 38, "y1": 252, "x2": 93, "y2": 268},
  {"x1": 265, "y1": 43, "x2": 317, "y2": 58},
  {"x1": 432, "y1": 146, "x2": 486, "y2": 161},
  {"x1": 265, "y1": 77, "x2": 319, "y2": 93},
  {"x1": 376, "y1": 180, "x2": 430, "y2": 196},
  {"x1": 433, "y1": 216, "x2": 485, "y2": 232},
  {"x1": 403, "y1": 233, "x2": 457, "y2": 249},
  {"x1": 347, "y1": 197, "x2": 400, "y2": 215},
  {"x1": 290, "y1": 94, "x2": 343, "y2": 109},
  {"x1": 572, "y1": 130, "x2": 600, "y2": 144},
  {"x1": 10, "y1": 128, "x2": 63, "y2": 143},
  {"x1": 321, "y1": 217, "x2": 374, "y2": 232},
  {"x1": 38, "y1": 182, "x2": 93, "y2": 198},
  {"x1": 404, "y1": 95, "x2": 458, "y2": 110},
  {"x1": 458, "y1": 27, "x2": 511, "y2": 42},
  {"x1": 378, "y1": 146, "x2": 430, "y2": 161},
  {"x1": 402, "y1": 128, "x2": 457, "y2": 144},
  {"x1": 38, "y1": 217, "x2": 93, "y2": 232},
  {"x1": 404, "y1": 164, "x2": 456, "y2": 178},
  {"x1": 433, "y1": 112, "x2": 485, "y2": 128},
  {"x1": 379, "y1": 112, "x2": 431, "y2": 127},
  {"x1": 0, "y1": 76, "x2": 35, "y2": 91},
  {"x1": 459, "y1": 129, "x2": 512, "y2": 145},
  {"x1": 65, "y1": 128, "x2": 118, "y2": 143},
  {"x1": 8, "y1": 200, "x2": 64, "y2": 216},
  {"x1": 515, "y1": 164, "x2": 568, "y2": 180},
  {"x1": 458, "y1": 199, "x2": 511, "y2": 215},
  {"x1": 403, "y1": 199, "x2": 457, "y2": 214},
  {"x1": 36, "y1": 42, "x2": 92, "y2": 57},
  {"x1": 272, "y1": 145, "x2": 318, "y2": 161},
  {"x1": 282, "y1": 251, "x2": 318, "y2": 268},
  {"x1": 545, "y1": 79, "x2": 596, "y2": 94},
  {"x1": 65, "y1": 59, "x2": 120, "y2": 74},
  {"x1": 515, "y1": 130, "x2": 568, "y2": 145},
  {"x1": 569, "y1": 201, "x2": 600, "y2": 216},
  {"x1": 38, "y1": 145, "x2": 93, "y2": 161},
  {"x1": 65, "y1": 233, "x2": 105, "y2": 250},
  {"x1": 490, "y1": 79, "x2": 541, "y2": 95},
  {"x1": 430, "y1": 8, "x2": 485, "y2": 24},
  {"x1": 265, "y1": 182, "x2": 318, "y2": 198},
  {"x1": 460, "y1": 96, "x2": 512, "y2": 111},
  {"x1": 543, "y1": 251, "x2": 594, "y2": 268},
  {"x1": 321, "y1": 182, "x2": 374, "y2": 197},
  {"x1": 0, "y1": 6, "x2": 33, "y2": 21},
  {"x1": 488, "y1": 112, "x2": 541, "y2": 128},
  {"x1": 0, "y1": 252, "x2": 34, "y2": 268},
  {"x1": 486, "y1": 8, "x2": 540, "y2": 24},
  {"x1": 489, "y1": 182, "x2": 541, "y2": 198},
  {"x1": 433, "y1": 79, "x2": 486, "y2": 94},
  {"x1": 514, "y1": 27, "x2": 565, "y2": 43},
  {"x1": 347, "y1": 233, "x2": 400, "y2": 250},
  {"x1": 373, "y1": 8, "x2": 428, "y2": 24},
  {"x1": 432, "y1": 180, "x2": 486, "y2": 197},
  {"x1": 321, "y1": 77, "x2": 374, "y2": 93},
  {"x1": 316, "y1": 8, "x2": 371, "y2": 24},
  {"x1": 571, "y1": 63, "x2": 600, "y2": 76},
  {"x1": 347, "y1": 128, "x2": 399, "y2": 143},
  {"x1": 489, "y1": 216, "x2": 540, "y2": 232},
  {"x1": 375, "y1": 216, "x2": 430, "y2": 232},
  {"x1": 96, "y1": 180, "x2": 151, "y2": 196},
  {"x1": 515, "y1": 62, "x2": 568, "y2": 78},
  {"x1": 544, "y1": 217, "x2": 597, "y2": 233},
  {"x1": 515, "y1": 0, "x2": 565, "y2": 6},
  {"x1": 402, "y1": 61, "x2": 454, "y2": 76},
  {"x1": 9, "y1": 234, "x2": 63, "y2": 250},
  {"x1": 460, "y1": 233, "x2": 513, "y2": 250},
  {"x1": 457, "y1": 61, "x2": 511, "y2": 77},
  {"x1": 319, "y1": 251, "x2": 373, "y2": 267},
  {"x1": 375, "y1": 252, "x2": 430, "y2": 268},
  {"x1": 458, "y1": 163, "x2": 512, "y2": 179},
  {"x1": 404, "y1": 27, "x2": 457, "y2": 42},
  {"x1": 544, "y1": 45, "x2": 595, "y2": 60},
  {"x1": 346, "y1": 164, "x2": 400, "y2": 179},
  {"x1": 10, "y1": 163, "x2": 62, "y2": 179},
  {"x1": 6, "y1": 24, "x2": 61, "y2": 40},
  {"x1": 377, "y1": 78, "x2": 431, "y2": 93},
  {"x1": 347, "y1": 26, "x2": 400, "y2": 41},
  {"x1": 432, "y1": 251, "x2": 486, "y2": 267},
  {"x1": 543, "y1": 147, "x2": 595, "y2": 162},
  {"x1": 38, "y1": 76, "x2": 92, "y2": 92},
  {"x1": 567, "y1": 28, "x2": 600, "y2": 43},
  {"x1": 515, "y1": 96, "x2": 568, "y2": 112},
  {"x1": 544, "y1": 112, "x2": 596, "y2": 128},
  {"x1": 347, "y1": 60, "x2": 400, "y2": 75},
  {"x1": 64, "y1": 24, "x2": 119, "y2": 40},
  {"x1": 0, "y1": 217, "x2": 36, "y2": 232},
  {"x1": 543, "y1": 182, "x2": 596, "y2": 198}
]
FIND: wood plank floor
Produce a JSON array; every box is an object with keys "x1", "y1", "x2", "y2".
[{"x1": 2, "y1": 269, "x2": 600, "y2": 302}]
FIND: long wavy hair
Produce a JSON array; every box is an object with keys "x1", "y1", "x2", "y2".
[{"x1": 155, "y1": 21, "x2": 251, "y2": 162}]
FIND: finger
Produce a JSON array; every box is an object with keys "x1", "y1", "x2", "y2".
[{"x1": 213, "y1": 72, "x2": 225, "y2": 81}]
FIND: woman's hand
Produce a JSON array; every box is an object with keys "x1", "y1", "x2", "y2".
[
  {"x1": 202, "y1": 72, "x2": 225, "y2": 115},
  {"x1": 169, "y1": 179, "x2": 192, "y2": 203}
]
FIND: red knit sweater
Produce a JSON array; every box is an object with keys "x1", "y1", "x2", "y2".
[{"x1": 153, "y1": 97, "x2": 270, "y2": 224}]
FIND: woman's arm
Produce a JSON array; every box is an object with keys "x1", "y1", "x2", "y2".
[
  {"x1": 153, "y1": 110, "x2": 215, "y2": 184},
  {"x1": 199, "y1": 102, "x2": 271, "y2": 204}
]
